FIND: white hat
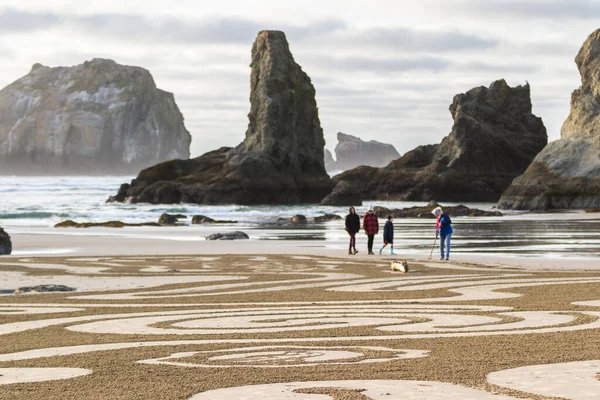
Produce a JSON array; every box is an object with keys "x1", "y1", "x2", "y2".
[
  {"x1": 432, "y1": 207, "x2": 442, "y2": 216},
  {"x1": 367, "y1": 205, "x2": 374, "y2": 211}
]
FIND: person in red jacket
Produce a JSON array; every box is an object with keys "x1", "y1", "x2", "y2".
[{"x1": 362, "y1": 205, "x2": 379, "y2": 255}]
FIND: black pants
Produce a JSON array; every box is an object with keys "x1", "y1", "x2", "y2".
[
  {"x1": 348, "y1": 232, "x2": 356, "y2": 252},
  {"x1": 367, "y1": 234, "x2": 375, "y2": 253}
]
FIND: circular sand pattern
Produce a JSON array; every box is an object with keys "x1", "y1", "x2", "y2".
[
  {"x1": 488, "y1": 360, "x2": 600, "y2": 399},
  {"x1": 1, "y1": 254, "x2": 600, "y2": 398},
  {"x1": 138, "y1": 346, "x2": 428, "y2": 368},
  {"x1": 187, "y1": 380, "x2": 520, "y2": 399},
  {"x1": 63, "y1": 307, "x2": 600, "y2": 338},
  {"x1": 0, "y1": 368, "x2": 91, "y2": 385}
]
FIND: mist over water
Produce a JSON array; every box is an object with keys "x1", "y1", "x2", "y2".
[{"x1": 1, "y1": 176, "x2": 599, "y2": 258}]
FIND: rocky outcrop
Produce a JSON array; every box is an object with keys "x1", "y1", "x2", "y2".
[
  {"x1": 291, "y1": 215, "x2": 307, "y2": 223},
  {"x1": 320, "y1": 181, "x2": 364, "y2": 206},
  {"x1": 0, "y1": 227, "x2": 12, "y2": 255},
  {"x1": 191, "y1": 215, "x2": 237, "y2": 224},
  {"x1": 0, "y1": 58, "x2": 191, "y2": 175},
  {"x1": 14, "y1": 284, "x2": 76, "y2": 294},
  {"x1": 158, "y1": 213, "x2": 186, "y2": 226},
  {"x1": 498, "y1": 29, "x2": 600, "y2": 209},
  {"x1": 206, "y1": 231, "x2": 249, "y2": 240},
  {"x1": 332, "y1": 132, "x2": 400, "y2": 171},
  {"x1": 54, "y1": 220, "x2": 159, "y2": 228},
  {"x1": 323, "y1": 80, "x2": 547, "y2": 204},
  {"x1": 108, "y1": 31, "x2": 331, "y2": 205},
  {"x1": 374, "y1": 204, "x2": 502, "y2": 218},
  {"x1": 314, "y1": 214, "x2": 343, "y2": 222}
]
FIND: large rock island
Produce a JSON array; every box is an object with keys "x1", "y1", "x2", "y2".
[
  {"x1": 325, "y1": 132, "x2": 400, "y2": 172},
  {"x1": 498, "y1": 29, "x2": 600, "y2": 210},
  {"x1": 0, "y1": 59, "x2": 191, "y2": 175},
  {"x1": 322, "y1": 79, "x2": 547, "y2": 205},
  {"x1": 108, "y1": 31, "x2": 331, "y2": 205}
]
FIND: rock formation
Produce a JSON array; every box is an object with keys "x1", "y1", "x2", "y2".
[
  {"x1": 332, "y1": 132, "x2": 400, "y2": 171},
  {"x1": 324, "y1": 149, "x2": 338, "y2": 173},
  {"x1": 0, "y1": 58, "x2": 191, "y2": 175},
  {"x1": 322, "y1": 80, "x2": 547, "y2": 205},
  {"x1": 54, "y1": 220, "x2": 160, "y2": 228},
  {"x1": 498, "y1": 29, "x2": 600, "y2": 209},
  {"x1": 290, "y1": 215, "x2": 307, "y2": 223},
  {"x1": 314, "y1": 214, "x2": 343, "y2": 222},
  {"x1": 0, "y1": 227, "x2": 12, "y2": 255},
  {"x1": 108, "y1": 31, "x2": 331, "y2": 205},
  {"x1": 14, "y1": 285, "x2": 75, "y2": 294},
  {"x1": 158, "y1": 213, "x2": 187, "y2": 226},
  {"x1": 373, "y1": 204, "x2": 502, "y2": 218},
  {"x1": 205, "y1": 231, "x2": 249, "y2": 240},
  {"x1": 191, "y1": 215, "x2": 237, "y2": 224}
]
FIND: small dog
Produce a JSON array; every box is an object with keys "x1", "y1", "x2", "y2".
[{"x1": 391, "y1": 260, "x2": 409, "y2": 273}]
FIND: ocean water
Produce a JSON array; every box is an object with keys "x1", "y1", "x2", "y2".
[
  {"x1": 0, "y1": 176, "x2": 499, "y2": 227},
  {"x1": 1, "y1": 176, "x2": 600, "y2": 258}
]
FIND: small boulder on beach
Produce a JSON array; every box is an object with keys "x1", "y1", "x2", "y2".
[
  {"x1": 206, "y1": 231, "x2": 249, "y2": 240},
  {"x1": 314, "y1": 214, "x2": 343, "y2": 222},
  {"x1": 0, "y1": 227, "x2": 12, "y2": 255},
  {"x1": 158, "y1": 213, "x2": 187, "y2": 226},
  {"x1": 291, "y1": 215, "x2": 307, "y2": 223},
  {"x1": 14, "y1": 284, "x2": 76, "y2": 294},
  {"x1": 192, "y1": 215, "x2": 215, "y2": 224},
  {"x1": 55, "y1": 220, "x2": 160, "y2": 228},
  {"x1": 191, "y1": 215, "x2": 238, "y2": 224}
]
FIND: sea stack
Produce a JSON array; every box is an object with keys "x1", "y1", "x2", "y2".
[
  {"x1": 108, "y1": 31, "x2": 331, "y2": 205},
  {"x1": 498, "y1": 29, "x2": 600, "y2": 209},
  {"x1": 322, "y1": 79, "x2": 547, "y2": 205},
  {"x1": 0, "y1": 59, "x2": 191, "y2": 174},
  {"x1": 326, "y1": 132, "x2": 401, "y2": 172}
]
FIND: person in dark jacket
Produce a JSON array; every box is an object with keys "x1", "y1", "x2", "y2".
[
  {"x1": 433, "y1": 206, "x2": 453, "y2": 260},
  {"x1": 362, "y1": 205, "x2": 379, "y2": 255},
  {"x1": 379, "y1": 215, "x2": 395, "y2": 255},
  {"x1": 345, "y1": 206, "x2": 360, "y2": 255}
]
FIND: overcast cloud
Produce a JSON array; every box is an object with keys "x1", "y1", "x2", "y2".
[{"x1": 0, "y1": 0, "x2": 597, "y2": 157}]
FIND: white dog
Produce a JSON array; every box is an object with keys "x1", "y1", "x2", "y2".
[{"x1": 391, "y1": 260, "x2": 409, "y2": 273}]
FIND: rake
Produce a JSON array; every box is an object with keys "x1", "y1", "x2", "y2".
[{"x1": 428, "y1": 235, "x2": 437, "y2": 259}]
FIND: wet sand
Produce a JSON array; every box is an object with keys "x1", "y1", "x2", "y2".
[{"x1": 9, "y1": 230, "x2": 600, "y2": 271}]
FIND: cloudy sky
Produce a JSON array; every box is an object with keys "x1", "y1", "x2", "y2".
[{"x1": 0, "y1": 0, "x2": 598, "y2": 157}]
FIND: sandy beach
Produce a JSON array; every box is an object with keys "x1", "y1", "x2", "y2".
[{"x1": 0, "y1": 231, "x2": 599, "y2": 399}]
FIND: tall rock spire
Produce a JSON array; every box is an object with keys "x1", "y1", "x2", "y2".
[
  {"x1": 241, "y1": 31, "x2": 326, "y2": 176},
  {"x1": 498, "y1": 28, "x2": 600, "y2": 210},
  {"x1": 109, "y1": 31, "x2": 331, "y2": 205}
]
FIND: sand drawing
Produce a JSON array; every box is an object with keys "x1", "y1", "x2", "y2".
[{"x1": 0, "y1": 255, "x2": 599, "y2": 399}]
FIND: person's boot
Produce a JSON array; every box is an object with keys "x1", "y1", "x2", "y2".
[
  {"x1": 379, "y1": 247, "x2": 384, "y2": 255},
  {"x1": 353, "y1": 249, "x2": 358, "y2": 255},
  {"x1": 390, "y1": 247, "x2": 395, "y2": 255}
]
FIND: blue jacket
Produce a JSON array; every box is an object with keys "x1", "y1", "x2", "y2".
[{"x1": 439, "y1": 213, "x2": 453, "y2": 236}]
